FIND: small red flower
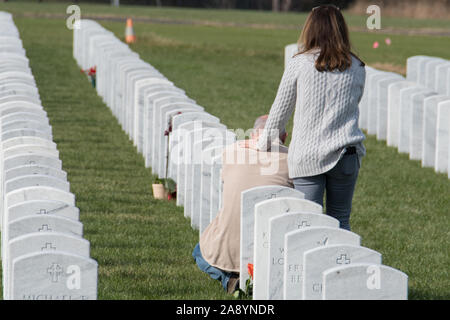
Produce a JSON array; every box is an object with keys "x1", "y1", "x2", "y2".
[
  {"x1": 247, "y1": 263, "x2": 254, "y2": 280},
  {"x1": 88, "y1": 66, "x2": 96, "y2": 76}
]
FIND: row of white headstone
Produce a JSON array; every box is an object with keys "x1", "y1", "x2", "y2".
[
  {"x1": 0, "y1": 12, "x2": 98, "y2": 300},
  {"x1": 286, "y1": 44, "x2": 450, "y2": 178},
  {"x1": 362, "y1": 56, "x2": 450, "y2": 177},
  {"x1": 72, "y1": 20, "x2": 237, "y2": 239},
  {"x1": 238, "y1": 186, "x2": 408, "y2": 300}
]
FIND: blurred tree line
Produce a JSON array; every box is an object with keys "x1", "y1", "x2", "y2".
[
  {"x1": 127, "y1": 0, "x2": 357, "y2": 11},
  {"x1": 30, "y1": 0, "x2": 356, "y2": 11}
]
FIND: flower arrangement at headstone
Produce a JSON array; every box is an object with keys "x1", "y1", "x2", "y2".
[
  {"x1": 233, "y1": 263, "x2": 253, "y2": 299},
  {"x1": 157, "y1": 111, "x2": 184, "y2": 201},
  {"x1": 152, "y1": 178, "x2": 176, "y2": 200},
  {"x1": 81, "y1": 66, "x2": 96, "y2": 88}
]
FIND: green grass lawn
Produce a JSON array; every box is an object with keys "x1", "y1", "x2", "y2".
[
  {"x1": 4, "y1": 1, "x2": 450, "y2": 31},
  {"x1": 0, "y1": 2, "x2": 449, "y2": 300}
]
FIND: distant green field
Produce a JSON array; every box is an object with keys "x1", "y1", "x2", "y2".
[
  {"x1": 0, "y1": 2, "x2": 449, "y2": 300},
  {"x1": 3, "y1": 1, "x2": 450, "y2": 30}
]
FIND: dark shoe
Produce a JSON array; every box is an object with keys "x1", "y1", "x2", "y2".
[{"x1": 227, "y1": 274, "x2": 240, "y2": 294}]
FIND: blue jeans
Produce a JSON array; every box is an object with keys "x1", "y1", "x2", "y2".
[
  {"x1": 293, "y1": 153, "x2": 360, "y2": 231},
  {"x1": 192, "y1": 243, "x2": 234, "y2": 291}
]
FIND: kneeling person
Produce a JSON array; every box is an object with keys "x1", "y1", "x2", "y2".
[{"x1": 192, "y1": 115, "x2": 292, "y2": 294}]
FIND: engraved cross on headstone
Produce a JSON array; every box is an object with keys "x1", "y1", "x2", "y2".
[
  {"x1": 297, "y1": 220, "x2": 310, "y2": 228},
  {"x1": 41, "y1": 243, "x2": 56, "y2": 251},
  {"x1": 47, "y1": 263, "x2": 63, "y2": 283},
  {"x1": 336, "y1": 254, "x2": 351, "y2": 265},
  {"x1": 38, "y1": 224, "x2": 52, "y2": 232}
]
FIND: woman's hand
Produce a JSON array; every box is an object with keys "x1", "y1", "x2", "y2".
[{"x1": 239, "y1": 139, "x2": 260, "y2": 150}]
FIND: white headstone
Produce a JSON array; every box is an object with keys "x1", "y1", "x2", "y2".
[
  {"x1": 376, "y1": 76, "x2": 404, "y2": 140},
  {"x1": 176, "y1": 121, "x2": 225, "y2": 208},
  {"x1": 0, "y1": 94, "x2": 40, "y2": 105},
  {"x1": 154, "y1": 101, "x2": 201, "y2": 177},
  {"x1": 409, "y1": 90, "x2": 438, "y2": 160},
  {"x1": 0, "y1": 112, "x2": 49, "y2": 126},
  {"x1": 435, "y1": 62, "x2": 450, "y2": 95},
  {"x1": 267, "y1": 212, "x2": 339, "y2": 300},
  {"x1": 5, "y1": 165, "x2": 67, "y2": 183},
  {"x1": 284, "y1": 226, "x2": 361, "y2": 300},
  {"x1": 183, "y1": 126, "x2": 228, "y2": 216},
  {"x1": 406, "y1": 55, "x2": 428, "y2": 83},
  {"x1": 160, "y1": 106, "x2": 204, "y2": 177},
  {"x1": 424, "y1": 58, "x2": 446, "y2": 91},
  {"x1": 359, "y1": 68, "x2": 379, "y2": 130},
  {"x1": 143, "y1": 91, "x2": 189, "y2": 166},
  {"x1": 435, "y1": 101, "x2": 450, "y2": 173},
  {"x1": 2, "y1": 129, "x2": 52, "y2": 142},
  {"x1": 239, "y1": 185, "x2": 305, "y2": 291},
  {"x1": 368, "y1": 73, "x2": 402, "y2": 135},
  {"x1": 5, "y1": 175, "x2": 70, "y2": 194},
  {"x1": 1, "y1": 136, "x2": 55, "y2": 151},
  {"x1": 387, "y1": 81, "x2": 420, "y2": 147},
  {"x1": 7, "y1": 200, "x2": 79, "y2": 222},
  {"x1": 132, "y1": 79, "x2": 178, "y2": 150},
  {"x1": 1, "y1": 120, "x2": 50, "y2": 135},
  {"x1": 322, "y1": 263, "x2": 408, "y2": 300},
  {"x1": 421, "y1": 95, "x2": 450, "y2": 167},
  {"x1": 151, "y1": 95, "x2": 194, "y2": 164},
  {"x1": 253, "y1": 197, "x2": 322, "y2": 300},
  {"x1": 302, "y1": 244, "x2": 382, "y2": 300},
  {"x1": 168, "y1": 113, "x2": 219, "y2": 183},
  {"x1": 2, "y1": 145, "x2": 58, "y2": 162},
  {"x1": 398, "y1": 86, "x2": 429, "y2": 153},
  {"x1": 0, "y1": 83, "x2": 39, "y2": 99},
  {"x1": 5, "y1": 232, "x2": 90, "y2": 299},
  {"x1": 190, "y1": 135, "x2": 235, "y2": 230},
  {"x1": 126, "y1": 74, "x2": 166, "y2": 137},
  {"x1": 199, "y1": 146, "x2": 224, "y2": 235},
  {"x1": 3, "y1": 154, "x2": 61, "y2": 173},
  {"x1": 11, "y1": 251, "x2": 97, "y2": 300},
  {"x1": 209, "y1": 153, "x2": 223, "y2": 223},
  {"x1": 0, "y1": 101, "x2": 43, "y2": 116}
]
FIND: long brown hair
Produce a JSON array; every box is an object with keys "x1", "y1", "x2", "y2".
[{"x1": 296, "y1": 5, "x2": 364, "y2": 72}]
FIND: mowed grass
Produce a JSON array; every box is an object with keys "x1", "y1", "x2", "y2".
[
  {"x1": 3, "y1": 1, "x2": 450, "y2": 31},
  {"x1": 0, "y1": 16, "x2": 231, "y2": 300},
  {"x1": 0, "y1": 3, "x2": 449, "y2": 299}
]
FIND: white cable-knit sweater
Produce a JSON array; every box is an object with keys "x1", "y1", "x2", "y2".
[{"x1": 258, "y1": 51, "x2": 367, "y2": 178}]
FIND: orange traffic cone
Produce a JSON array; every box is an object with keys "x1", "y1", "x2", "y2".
[{"x1": 125, "y1": 18, "x2": 136, "y2": 44}]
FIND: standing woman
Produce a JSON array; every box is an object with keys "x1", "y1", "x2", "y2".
[{"x1": 245, "y1": 5, "x2": 366, "y2": 231}]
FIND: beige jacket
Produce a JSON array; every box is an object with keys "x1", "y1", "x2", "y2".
[{"x1": 199, "y1": 141, "x2": 292, "y2": 273}]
